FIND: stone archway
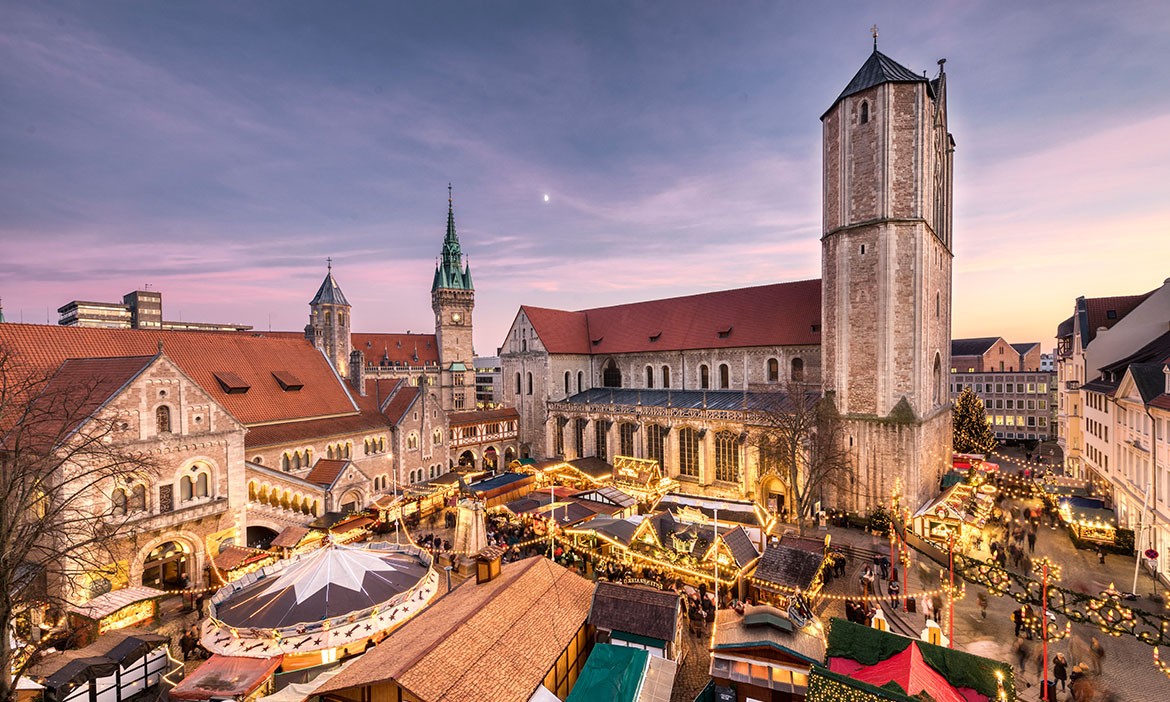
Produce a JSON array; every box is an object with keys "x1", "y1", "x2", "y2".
[
  {"x1": 246, "y1": 525, "x2": 279, "y2": 550},
  {"x1": 131, "y1": 532, "x2": 204, "y2": 591},
  {"x1": 458, "y1": 449, "x2": 477, "y2": 468},
  {"x1": 504, "y1": 446, "x2": 517, "y2": 465},
  {"x1": 483, "y1": 446, "x2": 499, "y2": 471},
  {"x1": 758, "y1": 472, "x2": 789, "y2": 519}
]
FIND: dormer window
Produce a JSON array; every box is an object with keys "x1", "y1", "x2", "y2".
[
  {"x1": 717, "y1": 326, "x2": 732, "y2": 339},
  {"x1": 649, "y1": 331, "x2": 662, "y2": 343},
  {"x1": 213, "y1": 371, "x2": 250, "y2": 394}
]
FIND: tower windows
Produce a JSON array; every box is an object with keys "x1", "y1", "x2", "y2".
[
  {"x1": 719, "y1": 363, "x2": 730, "y2": 389},
  {"x1": 699, "y1": 365, "x2": 710, "y2": 389},
  {"x1": 860, "y1": 100, "x2": 869, "y2": 124},
  {"x1": 646, "y1": 366, "x2": 654, "y2": 389},
  {"x1": 526, "y1": 372, "x2": 533, "y2": 395},
  {"x1": 860, "y1": 244, "x2": 866, "y2": 255}
]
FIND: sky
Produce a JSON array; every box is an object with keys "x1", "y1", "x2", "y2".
[{"x1": 2, "y1": 1, "x2": 1169, "y2": 356}]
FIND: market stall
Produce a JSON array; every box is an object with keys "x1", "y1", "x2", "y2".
[
  {"x1": 67, "y1": 588, "x2": 165, "y2": 647},
  {"x1": 169, "y1": 655, "x2": 283, "y2": 702},
  {"x1": 912, "y1": 482, "x2": 996, "y2": 546},
  {"x1": 29, "y1": 630, "x2": 174, "y2": 702},
  {"x1": 1058, "y1": 497, "x2": 1117, "y2": 544}
]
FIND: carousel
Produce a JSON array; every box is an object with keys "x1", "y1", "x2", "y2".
[{"x1": 200, "y1": 541, "x2": 439, "y2": 671}]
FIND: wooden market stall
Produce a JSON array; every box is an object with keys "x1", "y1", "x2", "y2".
[
  {"x1": 66, "y1": 588, "x2": 165, "y2": 647},
  {"x1": 912, "y1": 482, "x2": 996, "y2": 547},
  {"x1": 29, "y1": 630, "x2": 175, "y2": 702},
  {"x1": 1058, "y1": 497, "x2": 1117, "y2": 544}
]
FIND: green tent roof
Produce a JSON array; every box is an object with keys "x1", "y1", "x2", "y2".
[{"x1": 566, "y1": 644, "x2": 648, "y2": 702}]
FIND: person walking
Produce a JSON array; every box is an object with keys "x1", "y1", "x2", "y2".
[
  {"x1": 977, "y1": 591, "x2": 988, "y2": 620},
  {"x1": 1097, "y1": 546, "x2": 1106, "y2": 565},
  {"x1": 1012, "y1": 607, "x2": 1023, "y2": 637},
  {"x1": 1053, "y1": 653, "x2": 1068, "y2": 692},
  {"x1": 888, "y1": 578, "x2": 901, "y2": 610},
  {"x1": 1026, "y1": 529, "x2": 1036, "y2": 554}
]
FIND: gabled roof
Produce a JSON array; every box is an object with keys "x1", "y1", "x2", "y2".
[
  {"x1": 380, "y1": 383, "x2": 421, "y2": 425},
  {"x1": 521, "y1": 279, "x2": 821, "y2": 355},
  {"x1": 720, "y1": 526, "x2": 761, "y2": 568},
  {"x1": 244, "y1": 411, "x2": 388, "y2": 449},
  {"x1": 0, "y1": 323, "x2": 357, "y2": 425},
  {"x1": 1127, "y1": 363, "x2": 1168, "y2": 404},
  {"x1": 1010, "y1": 342, "x2": 1040, "y2": 356},
  {"x1": 752, "y1": 541, "x2": 825, "y2": 591},
  {"x1": 310, "y1": 270, "x2": 349, "y2": 306},
  {"x1": 565, "y1": 517, "x2": 640, "y2": 547},
  {"x1": 713, "y1": 606, "x2": 825, "y2": 664},
  {"x1": 315, "y1": 557, "x2": 594, "y2": 702},
  {"x1": 950, "y1": 337, "x2": 1000, "y2": 357},
  {"x1": 1080, "y1": 291, "x2": 1154, "y2": 346},
  {"x1": 825, "y1": 49, "x2": 931, "y2": 117},
  {"x1": 566, "y1": 456, "x2": 614, "y2": 480},
  {"x1": 304, "y1": 459, "x2": 359, "y2": 488},
  {"x1": 589, "y1": 582, "x2": 681, "y2": 643},
  {"x1": 352, "y1": 333, "x2": 439, "y2": 366}
]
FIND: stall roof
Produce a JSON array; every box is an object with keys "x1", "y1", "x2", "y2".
[
  {"x1": 68, "y1": 587, "x2": 164, "y2": 621},
  {"x1": 566, "y1": 517, "x2": 640, "y2": 546},
  {"x1": 468, "y1": 472, "x2": 533, "y2": 493},
  {"x1": 589, "y1": 582, "x2": 681, "y2": 643},
  {"x1": 752, "y1": 542, "x2": 824, "y2": 591},
  {"x1": 565, "y1": 644, "x2": 647, "y2": 702},
  {"x1": 215, "y1": 545, "x2": 272, "y2": 571},
  {"x1": 170, "y1": 655, "x2": 283, "y2": 701},
  {"x1": 713, "y1": 606, "x2": 824, "y2": 664},
  {"x1": 566, "y1": 457, "x2": 614, "y2": 480},
  {"x1": 653, "y1": 493, "x2": 765, "y2": 526},
  {"x1": 31, "y1": 631, "x2": 167, "y2": 692},
  {"x1": 271, "y1": 526, "x2": 311, "y2": 549}
]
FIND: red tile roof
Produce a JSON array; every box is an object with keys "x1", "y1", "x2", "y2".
[
  {"x1": 304, "y1": 458, "x2": 350, "y2": 487},
  {"x1": 1083, "y1": 292, "x2": 1154, "y2": 344},
  {"x1": 315, "y1": 557, "x2": 594, "y2": 702},
  {"x1": 447, "y1": 407, "x2": 520, "y2": 427},
  {"x1": 380, "y1": 384, "x2": 421, "y2": 424},
  {"x1": 352, "y1": 333, "x2": 440, "y2": 366},
  {"x1": 0, "y1": 324, "x2": 357, "y2": 426},
  {"x1": 5, "y1": 355, "x2": 155, "y2": 450},
  {"x1": 244, "y1": 412, "x2": 387, "y2": 449},
  {"x1": 523, "y1": 279, "x2": 822, "y2": 355}
]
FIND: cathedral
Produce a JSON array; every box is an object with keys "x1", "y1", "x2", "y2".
[{"x1": 500, "y1": 45, "x2": 955, "y2": 513}]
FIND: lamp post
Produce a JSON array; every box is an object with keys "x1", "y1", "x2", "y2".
[{"x1": 948, "y1": 531, "x2": 956, "y2": 649}]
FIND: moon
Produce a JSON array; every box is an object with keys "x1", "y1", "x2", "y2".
[{"x1": 543, "y1": 193, "x2": 550, "y2": 202}]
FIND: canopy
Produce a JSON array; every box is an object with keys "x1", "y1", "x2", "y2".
[
  {"x1": 170, "y1": 655, "x2": 282, "y2": 701},
  {"x1": 68, "y1": 587, "x2": 164, "y2": 621},
  {"x1": 565, "y1": 644, "x2": 648, "y2": 702}
]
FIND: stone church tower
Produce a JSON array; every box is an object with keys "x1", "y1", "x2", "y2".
[
  {"x1": 431, "y1": 187, "x2": 475, "y2": 411},
  {"x1": 821, "y1": 44, "x2": 954, "y2": 509},
  {"x1": 305, "y1": 260, "x2": 353, "y2": 377}
]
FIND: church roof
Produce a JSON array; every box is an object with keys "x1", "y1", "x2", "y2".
[
  {"x1": 521, "y1": 279, "x2": 821, "y2": 355},
  {"x1": 310, "y1": 270, "x2": 350, "y2": 307},
  {"x1": 825, "y1": 49, "x2": 930, "y2": 117},
  {"x1": 951, "y1": 337, "x2": 1000, "y2": 357},
  {"x1": 352, "y1": 333, "x2": 440, "y2": 366},
  {"x1": 432, "y1": 189, "x2": 473, "y2": 292}
]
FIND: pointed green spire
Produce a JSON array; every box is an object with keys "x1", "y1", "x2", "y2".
[{"x1": 432, "y1": 184, "x2": 473, "y2": 292}]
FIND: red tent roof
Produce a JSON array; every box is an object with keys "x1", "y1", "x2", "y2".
[
  {"x1": 829, "y1": 644, "x2": 980, "y2": 702},
  {"x1": 169, "y1": 655, "x2": 282, "y2": 700}
]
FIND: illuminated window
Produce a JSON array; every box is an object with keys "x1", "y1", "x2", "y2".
[
  {"x1": 679, "y1": 428, "x2": 699, "y2": 478},
  {"x1": 647, "y1": 424, "x2": 667, "y2": 470},
  {"x1": 715, "y1": 431, "x2": 739, "y2": 483}
]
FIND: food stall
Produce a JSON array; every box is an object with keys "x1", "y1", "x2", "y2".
[
  {"x1": 912, "y1": 482, "x2": 996, "y2": 546},
  {"x1": 169, "y1": 655, "x2": 283, "y2": 702},
  {"x1": 30, "y1": 631, "x2": 174, "y2": 702},
  {"x1": 67, "y1": 588, "x2": 165, "y2": 647},
  {"x1": 1058, "y1": 497, "x2": 1117, "y2": 544}
]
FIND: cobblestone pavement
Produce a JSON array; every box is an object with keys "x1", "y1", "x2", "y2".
[{"x1": 823, "y1": 446, "x2": 1170, "y2": 702}]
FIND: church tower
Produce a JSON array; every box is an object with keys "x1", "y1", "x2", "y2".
[
  {"x1": 820, "y1": 39, "x2": 954, "y2": 508},
  {"x1": 431, "y1": 186, "x2": 475, "y2": 411},
  {"x1": 305, "y1": 260, "x2": 353, "y2": 377}
]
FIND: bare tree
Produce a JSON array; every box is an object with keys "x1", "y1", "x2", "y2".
[
  {"x1": 749, "y1": 385, "x2": 852, "y2": 535},
  {"x1": 0, "y1": 345, "x2": 156, "y2": 702}
]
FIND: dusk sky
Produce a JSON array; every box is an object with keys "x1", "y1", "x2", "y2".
[{"x1": 3, "y1": 1, "x2": 1169, "y2": 356}]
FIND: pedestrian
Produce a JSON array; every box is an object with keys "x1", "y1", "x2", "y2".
[
  {"x1": 922, "y1": 595, "x2": 935, "y2": 622},
  {"x1": 1012, "y1": 607, "x2": 1023, "y2": 637},
  {"x1": 1026, "y1": 530, "x2": 1036, "y2": 553},
  {"x1": 888, "y1": 579, "x2": 901, "y2": 610},
  {"x1": 1090, "y1": 636, "x2": 1105, "y2": 671},
  {"x1": 1022, "y1": 605, "x2": 1035, "y2": 640},
  {"x1": 1012, "y1": 639, "x2": 1028, "y2": 674},
  {"x1": 1053, "y1": 653, "x2": 1068, "y2": 692},
  {"x1": 1097, "y1": 546, "x2": 1106, "y2": 565},
  {"x1": 977, "y1": 592, "x2": 988, "y2": 620}
]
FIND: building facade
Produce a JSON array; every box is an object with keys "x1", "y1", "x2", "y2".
[
  {"x1": 950, "y1": 337, "x2": 1055, "y2": 442},
  {"x1": 501, "y1": 45, "x2": 955, "y2": 513},
  {"x1": 58, "y1": 289, "x2": 252, "y2": 331}
]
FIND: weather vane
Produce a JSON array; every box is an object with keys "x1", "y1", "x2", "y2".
[
  {"x1": 871, "y1": 24, "x2": 879, "y2": 50},
  {"x1": 327, "y1": 256, "x2": 332, "y2": 273}
]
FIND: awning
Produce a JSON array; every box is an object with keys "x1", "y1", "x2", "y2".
[
  {"x1": 330, "y1": 516, "x2": 374, "y2": 533},
  {"x1": 68, "y1": 587, "x2": 165, "y2": 621},
  {"x1": 170, "y1": 655, "x2": 283, "y2": 701}
]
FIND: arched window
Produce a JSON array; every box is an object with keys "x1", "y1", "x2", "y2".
[
  {"x1": 933, "y1": 354, "x2": 943, "y2": 406},
  {"x1": 281, "y1": 453, "x2": 291, "y2": 472},
  {"x1": 327, "y1": 445, "x2": 335, "y2": 460},
  {"x1": 180, "y1": 476, "x2": 194, "y2": 502},
  {"x1": 364, "y1": 439, "x2": 371, "y2": 455},
  {"x1": 130, "y1": 483, "x2": 146, "y2": 512},
  {"x1": 619, "y1": 422, "x2": 636, "y2": 456},
  {"x1": 196, "y1": 472, "x2": 209, "y2": 498},
  {"x1": 526, "y1": 372, "x2": 533, "y2": 395},
  {"x1": 791, "y1": 358, "x2": 805, "y2": 382},
  {"x1": 433, "y1": 428, "x2": 443, "y2": 446},
  {"x1": 719, "y1": 364, "x2": 730, "y2": 389},
  {"x1": 662, "y1": 366, "x2": 670, "y2": 389},
  {"x1": 378, "y1": 437, "x2": 385, "y2": 452},
  {"x1": 767, "y1": 358, "x2": 779, "y2": 383},
  {"x1": 678, "y1": 428, "x2": 699, "y2": 478},
  {"x1": 603, "y1": 360, "x2": 622, "y2": 388},
  {"x1": 646, "y1": 424, "x2": 667, "y2": 471},
  {"x1": 565, "y1": 371, "x2": 571, "y2": 396},
  {"x1": 293, "y1": 451, "x2": 302, "y2": 470},
  {"x1": 111, "y1": 488, "x2": 128, "y2": 516},
  {"x1": 860, "y1": 100, "x2": 869, "y2": 124},
  {"x1": 325, "y1": 310, "x2": 332, "y2": 325},
  {"x1": 339, "y1": 311, "x2": 345, "y2": 326},
  {"x1": 344, "y1": 442, "x2": 352, "y2": 459},
  {"x1": 715, "y1": 431, "x2": 740, "y2": 483},
  {"x1": 248, "y1": 482, "x2": 258, "y2": 501},
  {"x1": 645, "y1": 366, "x2": 654, "y2": 389},
  {"x1": 699, "y1": 365, "x2": 710, "y2": 389},
  {"x1": 407, "y1": 433, "x2": 419, "y2": 450},
  {"x1": 577, "y1": 371, "x2": 584, "y2": 393},
  {"x1": 515, "y1": 372, "x2": 522, "y2": 394},
  {"x1": 156, "y1": 406, "x2": 171, "y2": 434}
]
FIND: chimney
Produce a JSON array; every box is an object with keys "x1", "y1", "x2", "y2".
[{"x1": 349, "y1": 350, "x2": 366, "y2": 396}]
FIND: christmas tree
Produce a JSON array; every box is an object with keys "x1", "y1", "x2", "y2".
[{"x1": 953, "y1": 387, "x2": 997, "y2": 454}]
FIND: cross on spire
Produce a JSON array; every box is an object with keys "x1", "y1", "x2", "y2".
[
  {"x1": 871, "y1": 24, "x2": 879, "y2": 50},
  {"x1": 448, "y1": 182, "x2": 453, "y2": 207},
  {"x1": 327, "y1": 256, "x2": 332, "y2": 273}
]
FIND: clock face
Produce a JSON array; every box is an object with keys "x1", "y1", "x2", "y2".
[{"x1": 452, "y1": 312, "x2": 463, "y2": 324}]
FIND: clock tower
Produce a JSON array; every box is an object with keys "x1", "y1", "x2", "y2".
[{"x1": 431, "y1": 186, "x2": 475, "y2": 411}]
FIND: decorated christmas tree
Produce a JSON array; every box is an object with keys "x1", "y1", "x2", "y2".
[{"x1": 953, "y1": 387, "x2": 997, "y2": 454}]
